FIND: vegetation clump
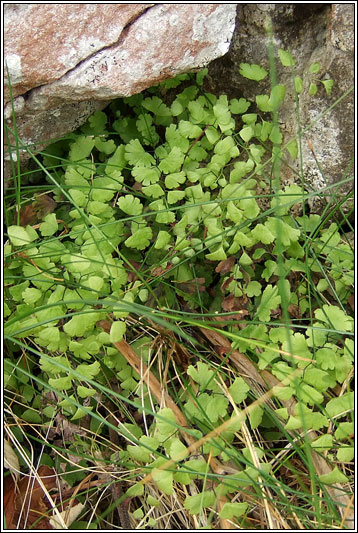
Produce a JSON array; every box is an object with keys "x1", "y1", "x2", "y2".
[{"x1": 4, "y1": 46, "x2": 354, "y2": 529}]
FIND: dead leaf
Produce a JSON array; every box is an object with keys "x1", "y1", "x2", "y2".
[
  {"x1": 220, "y1": 276, "x2": 234, "y2": 294},
  {"x1": 48, "y1": 413, "x2": 87, "y2": 441},
  {"x1": 49, "y1": 502, "x2": 85, "y2": 529},
  {"x1": 348, "y1": 294, "x2": 354, "y2": 311},
  {"x1": 151, "y1": 263, "x2": 173, "y2": 277},
  {"x1": 4, "y1": 439, "x2": 20, "y2": 478},
  {"x1": 177, "y1": 277, "x2": 206, "y2": 294},
  {"x1": 288, "y1": 303, "x2": 301, "y2": 318},
  {"x1": 18, "y1": 194, "x2": 57, "y2": 226},
  {"x1": 215, "y1": 256, "x2": 235, "y2": 275},
  {"x1": 4, "y1": 465, "x2": 58, "y2": 529},
  {"x1": 126, "y1": 259, "x2": 142, "y2": 283},
  {"x1": 222, "y1": 294, "x2": 246, "y2": 313}
]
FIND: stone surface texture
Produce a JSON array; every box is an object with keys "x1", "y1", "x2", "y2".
[
  {"x1": 4, "y1": 3, "x2": 236, "y2": 165},
  {"x1": 205, "y1": 3, "x2": 354, "y2": 214}
]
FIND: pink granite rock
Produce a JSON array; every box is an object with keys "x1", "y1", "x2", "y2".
[
  {"x1": 4, "y1": 4, "x2": 153, "y2": 102},
  {"x1": 4, "y1": 3, "x2": 237, "y2": 166}
]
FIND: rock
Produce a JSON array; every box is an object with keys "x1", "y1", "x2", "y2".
[
  {"x1": 4, "y1": 3, "x2": 237, "y2": 166},
  {"x1": 4, "y1": 4, "x2": 153, "y2": 103},
  {"x1": 205, "y1": 4, "x2": 354, "y2": 215}
]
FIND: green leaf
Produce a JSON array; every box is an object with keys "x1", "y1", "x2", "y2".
[
  {"x1": 124, "y1": 138, "x2": 155, "y2": 167},
  {"x1": 127, "y1": 444, "x2": 151, "y2": 463},
  {"x1": 132, "y1": 166, "x2": 160, "y2": 186},
  {"x1": 48, "y1": 376, "x2": 73, "y2": 391},
  {"x1": 167, "y1": 190, "x2": 185, "y2": 204},
  {"x1": 257, "y1": 285, "x2": 281, "y2": 322},
  {"x1": 336, "y1": 446, "x2": 354, "y2": 463},
  {"x1": 245, "y1": 281, "x2": 261, "y2": 297},
  {"x1": 125, "y1": 483, "x2": 144, "y2": 498},
  {"x1": 71, "y1": 405, "x2": 92, "y2": 421},
  {"x1": 286, "y1": 138, "x2": 298, "y2": 159},
  {"x1": 184, "y1": 491, "x2": 215, "y2": 515},
  {"x1": 214, "y1": 136, "x2": 239, "y2": 157},
  {"x1": 22, "y1": 287, "x2": 42, "y2": 305},
  {"x1": 110, "y1": 321, "x2": 126, "y2": 343},
  {"x1": 321, "y1": 79, "x2": 334, "y2": 95},
  {"x1": 155, "y1": 408, "x2": 177, "y2": 440},
  {"x1": 105, "y1": 145, "x2": 126, "y2": 174},
  {"x1": 39, "y1": 213, "x2": 58, "y2": 236},
  {"x1": 265, "y1": 218, "x2": 300, "y2": 247},
  {"x1": 136, "y1": 113, "x2": 159, "y2": 146},
  {"x1": 188, "y1": 101, "x2": 207, "y2": 123},
  {"x1": 22, "y1": 408, "x2": 42, "y2": 423},
  {"x1": 326, "y1": 392, "x2": 354, "y2": 419},
  {"x1": 239, "y1": 63, "x2": 268, "y2": 81},
  {"x1": 77, "y1": 385, "x2": 96, "y2": 398},
  {"x1": 219, "y1": 502, "x2": 249, "y2": 519},
  {"x1": 154, "y1": 231, "x2": 172, "y2": 249},
  {"x1": 229, "y1": 377, "x2": 250, "y2": 404},
  {"x1": 309, "y1": 62, "x2": 321, "y2": 74},
  {"x1": 256, "y1": 94, "x2": 272, "y2": 112},
  {"x1": 269, "y1": 85, "x2": 286, "y2": 110},
  {"x1": 152, "y1": 468, "x2": 174, "y2": 495},
  {"x1": 117, "y1": 194, "x2": 143, "y2": 216},
  {"x1": 69, "y1": 136, "x2": 95, "y2": 161},
  {"x1": 40, "y1": 354, "x2": 71, "y2": 374},
  {"x1": 249, "y1": 405, "x2": 263, "y2": 429},
  {"x1": 158, "y1": 147, "x2": 184, "y2": 173},
  {"x1": 187, "y1": 362, "x2": 214, "y2": 391},
  {"x1": 251, "y1": 224, "x2": 275, "y2": 245},
  {"x1": 94, "y1": 137, "x2": 116, "y2": 155},
  {"x1": 294, "y1": 76, "x2": 303, "y2": 93},
  {"x1": 142, "y1": 184, "x2": 164, "y2": 198},
  {"x1": 315, "y1": 305, "x2": 352, "y2": 332},
  {"x1": 76, "y1": 361, "x2": 101, "y2": 379},
  {"x1": 311, "y1": 434, "x2": 333, "y2": 450},
  {"x1": 205, "y1": 246, "x2": 227, "y2": 261},
  {"x1": 125, "y1": 226, "x2": 153, "y2": 250},
  {"x1": 278, "y1": 49, "x2": 295, "y2": 67},
  {"x1": 165, "y1": 124, "x2": 189, "y2": 152},
  {"x1": 63, "y1": 312, "x2": 101, "y2": 337},
  {"x1": 169, "y1": 438, "x2": 189, "y2": 461},
  {"x1": 165, "y1": 171, "x2": 186, "y2": 189},
  {"x1": 178, "y1": 120, "x2": 202, "y2": 138},
  {"x1": 196, "y1": 68, "x2": 208, "y2": 85},
  {"x1": 239, "y1": 126, "x2": 254, "y2": 143},
  {"x1": 207, "y1": 396, "x2": 229, "y2": 423},
  {"x1": 269, "y1": 125, "x2": 283, "y2": 144},
  {"x1": 335, "y1": 422, "x2": 354, "y2": 441},
  {"x1": 8, "y1": 225, "x2": 38, "y2": 246},
  {"x1": 142, "y1": 96, "x2": 171, "y2": 122},
  {"x1": 309, "y1": 82, "x2": 318, "y2": 96},
  {"x1": 230, "y1": 98, "x2": 250, "y2": 114},
  {"x1": 319, "y1": 466, "x2": 348, "y2": 484},
  {"x1": 213, "y1": 99, "x2": 233, "y2": 131}
]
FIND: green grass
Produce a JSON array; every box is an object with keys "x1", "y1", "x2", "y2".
[{"x1": 4, "y1": 38, "x2": 354, "y2": 529}]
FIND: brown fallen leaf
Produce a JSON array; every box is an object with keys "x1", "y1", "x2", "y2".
[
  {"x1": 48, "y1": 412, "x2": 87, "y2": 441},
  {"x1": 4, "y1": 465, "x2": 57, "y2": 529},
  {"x1": 126, "y1": 259, "x2": 142, "y2": 283},
  {"x1": 220, "y1": 276, "x2": 234, "y2": 294},
  {"x1": 177, "y1": 277, "x2": 206, "y2": 295},
  {"x1": 18, "y1": 194, "x2": 57, "y2": 226},
  {"x1": 215, "y1": 256, "x2": 236, "y2": 275},
  {"x1": 151, "y1": 263, "x2": 173, "y2": 277},
  {"x1": 222, "y1": 294, "x2": 245, "y2": 313},
  {"x1": 347, "y1": 294, "x2": 354, "y2": 311},
  {"x1": 288, "y1": 303, "x2": 301, "y2": 318}
]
